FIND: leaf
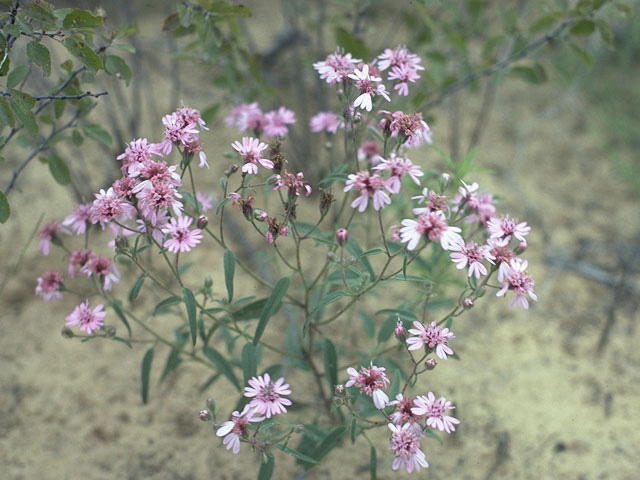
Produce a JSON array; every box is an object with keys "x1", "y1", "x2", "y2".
[
  {"x1": 104, "y1": 55, "x2": 132, "y2": 86},
  {"x1": 47, "y1": 153, "x2": 71, "y2": 186},
  {"x1": 389, "y1": 369, "x2": 401, "y2": 399},
  {"x1": 23, "y1": 1, "x2": 56, "y2": 24},
  {"x1": 7, "y1": 65, "x2": 29, "y2": 89},
  {"x1": 311, "y1": 426, "x2": 347, "y2": 462},
  {"x1": 253, "y1": 277, "x2": 290, "y2": 345},
  {"x1": 241, "y1": 343, "x2": 257, "y2": 384},
  {"x1": 9, "y1": 97, "x2": 37, "y2": 135},
  {"x1": 370, "y1": 446, "x2": 377, "y2": 480},
  {"x1": 528, "y1": 12, "x2": 561, "y2": 33},
  {"x1": 204, "y1": 1, "x2": 252, "y2": 17},
  {"x1": 570, "y1": 19, "x2": 595, "y2": 36},
  {"x1": 334, "y1": 27, "x2": 368, "y2": 59},
  {"x1": 109, "y1": 301, "x2": 132, "y2": 336},
  {"x1": 111, "y1": 336, "x2": 132, "y2": 349},
  {"x1": 509, "y1": 64, "x2": 547, "y2": 84},
  {"x1": 361, "y1": 312, "x2": 375, "y2": 339},
  {"x1": 0, "y1": 191, "x2": 10, "y2": 223},
  {"x1": 62, "y1": 37, "x2": 103, "y2": 73},
  {"x1": 82, "y1": 124, "x2": 112, "y2": 147},
  {"x1": 0, "y1": 97, "x2": 15, "y2": 128},
  {"x1": 350, "y1": 417, "x2": 359, "y2": 444},
  {"x1": 27, "y1": 40, "x2": 51, "y2": 76},
  {"x1": 257, "y1": 454, "x2": 274, "y2": 480},
  {"x1": 153, "y1": 296, "x2": 182, "y2": 315},
  {"x1": 141, "y1": 347, "x2": 154, "y2": 404},
  {"x1": 223, "y1": 249, "x2": 235, "y2": 303},
  {"x1": 204, "y1": 346, "x2": 241, "y2": 391},
  {"x1": 596, "y1": 19, "x2": 613, "y2": 49},
  {"x1": 569, "y1": 42, "x2": 592, "y2": 66},
  {"x1": 346, "y1": 238, "x2": 374, "y2": 278},
  {"x1": 231, "y1": 298, "x2": 269, "y2": 321},
  {"x1": 71, "y1": 129, "x2": 83, "y2": 146},
  {"x1": 63, "y1": 9, "x2": 103, "y2": 30},
  {"x1": 322, "y1": 339, "x2": 338, "y2": 392},
  {"x1": 160, "y1": 346, "x2": 182, "y2": 382},
  {"x1": 377, "y1": 315, "x2": 397, "y2": 344},
  {"x1": 277, "y1": 445, "x2": 318, "y2": 464},
  {"x1": 129, "y1": 272, "x2": 146, "y2": 302},
  {"x1": 310, "y1": 290, "x2": 346, "y2": 320},
  {"x1": 182, "y1": 287, "x2": 198, "y2": 346}
]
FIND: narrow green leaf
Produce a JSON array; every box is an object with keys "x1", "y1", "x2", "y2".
[
  {"x1": 204, "y1": 346, "x2": 241, "y2": 390},
  {"x1": 0, "y1": 191, "x2": 10, "y2": 223},
  {"x1": 27, "y1": 41, "x2": 51, "y2": 76},
  {"x1": 160, "y1": 347, "x2": 182, "y2": 382},
  {"x1": 350, "y1": 417, "x2": 359, "y2": 444},
  {"x1": 322, "y1": 339, "x2": 338, "y2": 392},
  {"x1": 370, "y1": 446, "x2": 377, "y2": 480},
  {"x1": 141, "y1": 347, "x2": 154, "y2": 404},
  {"x1": 204, "y1": 1, "x2": 251, "y2": 17},
  {"x1": 361, "y1": 313, "x2": 375, "y2": 339},
  {"x1": 62, "y1": 37, "x2": 103, "y2": 72},
  {"x1": 104, "y1": 55, "x2": 132, "y2": 86},
  {"x1": 277, "y1": 445, "x2": 318, "y2": 464},
  {"x1": 109, "y1": 301, "x2": 131, "y2": 336},
  {"x1": 241, "y1": 343, "x2": 257, "y2": 384},
  {"x1": 377, "y1": 316, "x2": 397, "y2": 344},
  {"x1": 311, "y1": 426, "x2": 347, "y2": 462},
  {"x1": 389, "y1": 369, "x2": 401, "y2": 399},
  {"x1": 346, "y1": 238, "x2": 374, "y2": 278},
  {"x1": 253, "y1": 277, "x2": 290, "y2": 345},
  {"x1": 153, "y1": 296, "x2": 182, "y2": 315},
  {"x1": 0, "y1": 97, "x2": 14, "y2": 127},
  {"x1": 257, "y1": 455, "x2": 274, "y2": 480},
  {"x1": 82, "y1": 123, "x2": 112, "y2": 147},
  {"x1": 310, "y1": 290, "x2": 346, "y2": 320},
  {"x1": 231, "y1": 298, "x2": 269, "y2": 321},
  {"x1": 7, "y1": 65, "x2": 29, "y2": 89},
  {"x1": 48, "y1": 153, "x2": 71, "y2": 186},
  {"x1": 509, "y1": 64, "x2": 547, "y2": 84},
  {"x1": 596, "y1": 19, "x2": 613, "y2": 49},
  {"x1": 223, "y1": 249, "x2": 235, "y2": 303},
  {"x1": 63, "y1": 9, "x2": 103, "y2": 30},
  {"x1": 129, "y1": 272, "x2": 146, "y2": 302},
  {"x1": 182, "y1": 287, "x2": 198, "y2": 346},
  {"x1": 111, "y1": 336, "x2": 132, "y2": 349}
]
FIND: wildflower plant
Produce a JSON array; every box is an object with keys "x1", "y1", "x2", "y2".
[{"x1": 37, "y1": 44, "x2": 539, "y2": 477}]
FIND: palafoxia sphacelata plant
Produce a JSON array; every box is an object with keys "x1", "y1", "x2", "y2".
[{"x1": 36, "y1": 45, "x2": 536, "y2": 477}]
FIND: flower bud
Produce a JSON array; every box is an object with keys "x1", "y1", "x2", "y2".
[
  {"x1": 319, "y1": 189, "x2": 335, "y2": 216},
  {"x1": 334, "y1": 384, "x2": 345, "y2": 396},
  {"x1": 439, "y1": 173, "x2": 451, "y2": 192},
  {"x1": 327, "y1": 251, "x2": 340, "y2": 263},
  {"x1": 114, "y1": 235, "x2": 129, "y2": 253},
  {"x1": 336, "y1": 228, "x2": 349, "y2": 246},
  {"x1": 516, "y1": 241, "x2": 528, "y2": 254},
  {"x1": 394, "y1": 318, "x2": 406, "y2": 342},
  {"x1": 105, "y1": 326, "x2": 116, "y2": 337},
  {"x1": 204, "y1": 277, "x2": 213, "y2": 289},
  {"x1": 462, "y1": 297, "x2": 474, "y2": 310},
  {"x1": 197, "y1": 215, "x2": 208, "y2": 229},
  {"x1": 61, "y1": 327, "x2": 74, "y2": 338},
  {"x1": 199, "y1": 409, "x2": 212, "y2": 421},
  {"x1": 425, "y1": 358, "x2": 437, "y2": 370},
  {"x1": 253, "y1": 209, "x2": 268, "y2": 222}
]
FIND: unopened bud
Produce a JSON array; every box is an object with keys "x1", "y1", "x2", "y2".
[
  {"x1": 334, "y1": 384, "x2": 345, "y2": 396},
  {"x1": 394, "y1": 318, "x2": 406, "y2": 341},
  {"x1": 327, "y1": 251, "x2": 340, "y2": 263},
  {"x1": 105, "y1": 326, "x2": 116, "y2": 337},
  {"x1": 199, "y1": 409, "x2": 212, "y2": 421},
  {"x1": 439, "y1": 173, "x2": 451, "y2": 192},
  {"x1": 516, "y1": 240, "x2": 528, "y2": 254},
  {"x1": 336, "y1": 228, "x2": 349, "y2": 246},
  {"x1": 114, "y1": 235, "x2": 129, "y2": 252},
  {"x1": 254, "y1": 209, "x2": 268, "y2": 222},
  {"x1": 204, "y1": 277, "x2": 213, "y2": 289},
  {"x1": 61, "y1": 327, "x2": 74, "y2": 338},
  {"x1": 462, "y1": 297, "x2": 474, "y2": 309},
  {"x1": 425, "y1": 358, "x2": 437, "y2": 370},
  {"x1": 197, "y1": 215, "x2": 208, "y2": 229}
]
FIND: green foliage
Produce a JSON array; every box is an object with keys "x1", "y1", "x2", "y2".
[
  {"x1": 253, "y1": 277, "x2": 290, "y2": 345},
  {"x1": 140, "y1": 347, "x2": 154, "y2": 404}
]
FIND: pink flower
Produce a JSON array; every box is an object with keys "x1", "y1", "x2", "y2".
[
  {"x1": 231, "y1": 137, "x2": 273, "y2": 175},
  {"x1": 488, "y1": 237, "x2": 515, "y2": 282},
  {"x1": 412, "y1": 188, "x2": 448, "y2": 213},
  {"x1": 313, "y1": 50, "x2": 361, "y2": 84},
  {"x1": 389, "y1": 394, "x2": 425, "y2": 429},
  {"x1": 412, "y1": 392, "x2": 460, "y2": 434},
  {"x1": 90, "y1": 188, "x2": 136, "y2": 227},
  {"x1": 344, "y1": 170, "x2": 391, "y2": 212},
  {"x1": 225, "y1": 102, "x2": 266, "y2": 133},
  {"x1": 387, "y1": 111, "x2": 432, "y2": 147},
  {"x1": 400, "y1": 209, "x2": 462, "y2": 250},
  {"x1": 388, "y1": 63, "x2": 421, "y2": 96},
  {"x1": 196, "y1": 191, "x2": 213, "y2": 212},
  {"x1": 38, "y1": 222, "x2": 68, "y2": 255},
  {"x1": 496, "y1": 258, "x2": 537, "y2": 309},
  {"x1": 215, "y1": 405, "x2": 264, "y2": 454},
  {"x1": 406, "y1": 321, "x2": 454, "y2": 359},
  {"x1": 310, "y1": 112, "x2": 342, "y2": 134},
  {"x1": 130, "y1": 159, "x2": 181, "y2": 185},
  {"x1": 273, "y1": 170, "x2": 312, "y2": 197},
  {"x1": 68, "y1": 249, "x2": 92, "y2": 277},
  {"x1": 184, "y1": 137, "x2": 209, "y2": 169},
  {"x1": 373, "y1": 154, "x2": 423, "y2": 194},
  {"x1": 136, "y1": 209, "x2": 170, "y2": 244},
  {"x1": 377, "y1": 45, "x2": 424, "y2": 73},
  {"x1": 348, "y1": 64, "x2": 390, "y2": 111},
  {"x1": 134, "y1": 178, "x2": 184, "y2": 217},
  {"x1": 116, "y1": 138, "x2": 154, "y2": 175},
  {"x1": 62, "y1": 203, "x2": 92, "y2": 235},
  {"x1": 176, "y1": 105, "x2": 208, "y2": 131},
  {"x1": 345, "y1": 362, "x2": 390, "y2": 409},
  {"x1": 112, "y1": 176, "x2": 140, "y2": 199},
  {"x1": 153, "y1": 112, "x2": 200, "y2": 156},
  {"x1": 35, "y1": 270, "x2": 64, "y2": 302},
  {"x1": 161, "y1": 215, "x2": 203, "y2": 253},
  {"x1": 65, "y1": 300, "x2": 106, "y2": 335},
  {"x1": 244, "y1": 373, "x2": 292, "y2": 418},
  {"x1": 264, "y1": 107, "x2": 296, "y2": 138},
  {"x1": 388, "y1": 423, "x2": 429, "y2": 473},
  {"x1": 449, "y1": 239, "x2": 495, "y2": 279},
  {"x1": 357, "y1": 140, "x2": 381, "y2": 165},
  {"x1": 487, "y1": 215, "x2": 531, "y2": 242},
  {"x1": 81, "y1": 254, "x2": 120, "y2": 291}
]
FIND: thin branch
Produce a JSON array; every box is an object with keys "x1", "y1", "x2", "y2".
[{"x1": 0, "y1": 90, "x2": 108, "y2": 101}]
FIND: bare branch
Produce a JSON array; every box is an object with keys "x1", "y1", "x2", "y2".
[{"x1": 0, "y1": 91, "x2": 108, "y2": 101}]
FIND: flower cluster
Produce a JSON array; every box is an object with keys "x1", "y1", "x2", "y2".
[
  {"x1": 226, "y1": 103, "x2": 296, "y2": 138},
  {"x1": 345, "y1": 362, "x2": 391, "y2": 409}
]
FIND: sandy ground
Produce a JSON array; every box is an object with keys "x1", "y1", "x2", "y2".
[{"x1": 1, "y1": 3, "x2": 639, "y2": 480}]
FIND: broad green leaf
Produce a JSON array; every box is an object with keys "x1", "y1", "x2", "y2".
[
  {"x1": 62, "y1": 9, "x2": 103, "y2": 30},
  {"x1": 109, "y1": 301, "x2": 132, "y2": 336},
  {"x1": 7, "y1": 65, "x2": 29, "y2": 89},
  {"x1": 311, "y1": 426, "x2": 347, "y2": 462},
  {"x1": 322, "y1": 339, "x2": 338, "y2": 392},
  {"x1": 27, "y1": 41, "x2": 51, "y2": 76},
  {"x1": 334, "y1": 27, "x2": 368, "y2": 59},
  {"x1": 509, "y1": 64, "x2": 547, "y2": 84},
  {"x1": 141, "y1": 347, "x2": 154, "y2": 404},
  {"x1": 204, "y1": 346, "x2": 241, "y2": 390},
  {"x1": 48, "y1": 153, "x2": 71, "y2": 185},
  {"x1": 71, "y1": 129, "x2": 83, "y2": 146},
  {"x1": 257, "y1": 454, "x2": 274, "y2": 480},
  {"x1": 223, "y1": 249, "x2": 235, "y2": 303},
  {"x1": 153, "y1": 296, "x2": 182, "y2": 315},
  {"x1": 370, "y1": 446, "x2": 377, "y2": 480},
  {"x1": 62, "y1": 37, "x2": 103, "y2": 72},
  {"x1": 0, "y1": 97, "x2": 15, "y2": 128},
  {"x1": 104, "y1": 55, "x2": 132, "y2": 86},
  {"x1": 9, "y1": 98, "x2": 37, "y2": 135},
  {"x1": 23, "y1": 1, "x2": 57, "y2": 24},
  {"x1": 277, "y1": 445, "x2": 318, "y2": 464},
  {"x1": 0, "y1": 191, "x2": 10, "y2": 223},
  {"x1": 182, "y1": 287, "x2": 198, "y2": 346},
  {"x1": 129, "y1": 272, "x2": 146, "y2": 302},
  {"x1": 82, "y1": 123, "x2": 112, "y2": 147},
  {"x1": 570, "y1": 19, "x2": 595, "y2": 36},
  {"x1": 241, "y1": 343, "x2": 257, "y2": 384},
  {"x1": 253, "y1": 277, "x2": 290, "y2": 345}
]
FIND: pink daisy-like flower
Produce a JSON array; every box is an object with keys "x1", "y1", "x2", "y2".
[
  {"x1": 449, "y1": 238, "x2": 495, "y2": 279},
  {"x1": 412, "y1": 188, "x2": 448, "y2": 213},
  {"x1": 400, "y1": 209, "x2": 462, "y2": 251},
  {"x1": 273, "y1": 170, "x2": 312, "y2": 197},
  {"x1": 225, "y1": 102, "x2": 266, "y2": 134},
  {"x1": 388, "y1": 423, "x2": 429, "y2": 473},
  {"x1": 345, "y1": 362, "x2": 390, "y2": 409},
  {"x1": 264, "y1": 107, "x2": 296, "y2": 138},
  {"x1": 348, "y1": 64, "x2": 390, "y2": 112},
  {"x1": 136, "y1": 208, "x2": 170, "y2": 245},
  {"x1": 387, "y1": 111, "x2": 432, "y2": 147},
  {"x1": 184, "y1": 137, "x2": 209, "y2": 169},
  {"x1": 388, "y1": 63, "x2": 421, "y2": 96},
  {"x1": 176, "y1": 105, "x2": 209, "y2": 131},
  {"x1": 488, "y1": 237, "x2": 516, "y2": 282},
  {"x1": 487, "y1": 215, "x2": 531, "y2": 242},
  {"x1": 116, "y1": 138, "x2": 154, "y2": 175},
  {"x1": 35, "y1": 270, "x2": 64, "y2": 302},
  {"x1": 388, "y1": 394, "x2": 425, "y2": 430},
  {"x1": 62, "y1": 203, "x2": 92, "y2": 235},
  {"x1": 90, "y1": 187, "x2": 136, "y2": 227},
  {"x1": 215, "y1": 405, "x2": 264, "y2": 454},
  {"x1": 65, "y1": 300, "x2": 106, "y2": 334},
  {"x1": 131, "y1": 159, "x2": 181, "y2": 186},
  {"x1": 313, "y1": 50, "x2": 361, "y2": 84},
  {"x1": 373, "y1": 153, "x2": 423, "y2": 194},
  {"x1": 244, "y1": 373, "x2": 292, "y2": 418},
  {"x1": 134, "y1": 178, "x2": 184, "y2": 217},
  {"x1": 231, "y1": 137, "x2": 273, "y2": 175},
  {"x1": 310, "y1": 111, "x2": 342, "y2": 134},
  {"x1": 344, "y1": 170, "x2": 391, "y2": 212},
  {"x1": 81, "y1": 254, "x2": 120, "y2": 291},
  {"x1": 406, "y1": 321, "x2": 455, "y2": 359},
  {"x1": 496, "y1": 258, "x2": 537, "y2": 309},
  {"x1": 161, "y1": 215, "x2": 203, "y2": 253},
  {"x1": 357, "y1": 140, "x2": 381, "y2": 166},
  {"x1": 38, "y1": 222, "x2": 68, "y2": 256},
  {"x1": 68, "y1": 248, "x2": 93, "y2": 278},
  {"x1": 377, "y1": 45, "x2": 424, "y2": 73},
  {"x1": 112, "y1": 176, "x2": 140, "y2": 199},
  {"x1": 412, "y1": 392, "x2": 460, "y2": 434},
  {"x1": 153, "y1": 112, "x2": 200, "y2": 156}
]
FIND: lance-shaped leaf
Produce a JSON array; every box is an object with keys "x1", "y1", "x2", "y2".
[
  {"x1": 182, "y1": 287, "x2": 198, "y2": 346},
  {"x1": 0, "y1": 192, "x2": 10, "y2": 223},
  {"x1": 141, "y1": 347, "x2": 154, "y2": 404},
  {"x1": 253, "y1": 277, "x2": 290, "y2": 345},
  {"x1": 241, "y1": 343, "x2": 257, "y2": 385},
  {"x1": 322, "y1": 339, "x2": 338, "y2": 392},
  {"x1": 204, "y1": 346, "x2": 241, "y2": 391},
  {"x1": 223, "y1": 249, "x2": 235, "y2": 303}
]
